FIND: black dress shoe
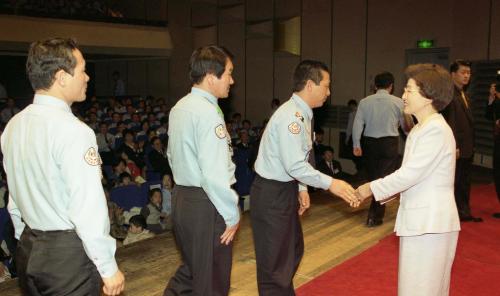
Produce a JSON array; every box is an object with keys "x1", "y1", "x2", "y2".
[
  {"x1": 460, "y1": 215, "x2": 483, "y2": 222},
  {"x1": 366, "y1": 218, "x2": 383, "y2": 227},
  {"x1": 492, "y1": 213, "x2": 500, "y2": 219}
]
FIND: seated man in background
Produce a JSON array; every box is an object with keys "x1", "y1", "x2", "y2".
[{"x1": 317, "y1": 147, "x2": 352, "y2": 182}]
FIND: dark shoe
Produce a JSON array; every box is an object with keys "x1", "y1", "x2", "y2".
[
  {"x1": 460, "y1": 215, "x2": 483, "y2": 222},
  {"x1": 492, "y1": 213, "x2": 500, "y2": 219},
  {"x1": 366, "y1": 218, "x2": 383, "y2": 227}
]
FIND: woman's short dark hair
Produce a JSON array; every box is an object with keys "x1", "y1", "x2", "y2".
[
  {"x1": 189, "y1": 45, "x2": 233, "y2": 85},
  {"x1": 26, "y1": 37, "x2": 79, "y2": 91},
  {"x1": 293, "y1": 60, "x2": 329, "y2": 92},
  {"x1": 405, "y1": 64, "x2": 454, "y2": 111}
]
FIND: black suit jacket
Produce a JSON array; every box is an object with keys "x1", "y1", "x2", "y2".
[
  {"x1": 317, "y1": 160, "x2": 342, "y2": 178},
  {"x1": 148, "y1": 149, "x2": 172, "y2": 176},
  {"x1": 442, "y1": 87, "x2": 474, "y2": 159}
]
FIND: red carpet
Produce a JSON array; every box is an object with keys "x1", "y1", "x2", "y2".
[{"x1": 297, "y1": 184, "x2": 500, "y2": 296}]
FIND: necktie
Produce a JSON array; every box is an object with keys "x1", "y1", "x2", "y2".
[
  {"x1": 308, "y1": 118, "x2": 316, "y2": 168},
  {"x1": 461, "y1": 91, "x2": 469, "y2": 109}
]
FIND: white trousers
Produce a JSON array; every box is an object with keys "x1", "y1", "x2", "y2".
[{"x1": 398, "y1": 231, "x2": 459, "y2": 296}]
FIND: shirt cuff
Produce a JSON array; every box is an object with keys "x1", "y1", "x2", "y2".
[
  {"x1": 97, "y1": 257, "x2": 119, "y2": 279},
  {"x1": 319, "y1": 174, "x2": 333, "y2": 190},
  {"x1": 298, "y1": 183, "x2": 307, "y2": 192}
]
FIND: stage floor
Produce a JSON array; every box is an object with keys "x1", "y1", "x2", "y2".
[{"x1": 0, "y1": 190, "x2": 399, "y2": 296}]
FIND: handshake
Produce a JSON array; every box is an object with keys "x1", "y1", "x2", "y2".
[{"x1": 329, "y1": 179, "x2": 373, "y2": 207}]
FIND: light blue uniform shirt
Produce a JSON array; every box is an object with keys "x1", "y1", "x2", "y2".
[
  {"x1": 167, "y1": 88, "x2": 240, "y2": 227},
  {"x1": 1, "y1": 94, "x2": 118, "y2": 278},
  {"x1": 352, "y1": 89, "x2": 405, "y2": 148},
  {"x1": 255, "y1": 94, "x2": 332, "y2": 191}
]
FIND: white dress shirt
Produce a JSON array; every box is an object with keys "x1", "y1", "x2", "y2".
[{"x1": 1, "y1": 94, "x2": 118, "y2": 277}]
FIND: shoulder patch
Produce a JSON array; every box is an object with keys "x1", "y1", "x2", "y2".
[
  {"x1": 295, "y1": 112, "x2": 304, "y2": 122},
  {"x1": 215, "y1": 124, "x2": 227, "y2": 139},
  {"x1": 288, "y1": 122, "x2": 301, "y2": 134},
  {"x1": 84, "y1": 147, "x2": 102, "y2": 166}
]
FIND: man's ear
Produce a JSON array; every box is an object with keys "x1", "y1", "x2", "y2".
[{"x1": 54, "y1": 69, "x2": 67, "y2": 87}]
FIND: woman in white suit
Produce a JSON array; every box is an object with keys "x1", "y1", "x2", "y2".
[{"x1": 357, "y1": 64, "x2": 461, "y2": 296}]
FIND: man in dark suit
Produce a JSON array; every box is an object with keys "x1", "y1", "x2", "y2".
[
  {"x1": 148, "y1": 136, "x2": 171, "y2": 176},
  {"x1": 442, "y1": 60, "x2": 482, "y2": 222},
  {"x1": 486, "y1": 82, "x2": 500, "y2": 219},
  {"x1": 317, "y1": 146, "x2": 351, "y2": 182}
]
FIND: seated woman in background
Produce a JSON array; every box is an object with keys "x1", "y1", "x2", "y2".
[{"x1": 356, "y1": 64, "x2": 460, "y2": 296}]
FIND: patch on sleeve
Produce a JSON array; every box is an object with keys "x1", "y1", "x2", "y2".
[
  {"x1": 84, "y1": 147, "x2": 102, "y2": 166},
  {"x1": 215, "y1": 124, "x2": 227, "y2": 139},
  {"x1": 288, "y1": 122, "x2": 301, "y2": 134}
]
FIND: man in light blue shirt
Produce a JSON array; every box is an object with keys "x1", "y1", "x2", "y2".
[
  {"x1": 352, "y1": 71, "x2": 413, "y2": 227},
  {"x1": 164, "y1": 46, "x2": 239, "y2": 296},
  {"x1": 251, "y1": 60, "x2": 359, "y2": 296},
  {"x1": 2, "y1": 38, "x2": 124, "y2": 295}
]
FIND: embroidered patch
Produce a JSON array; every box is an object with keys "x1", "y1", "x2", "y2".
[
  {"x1": 288, "y1": 122, "x2": 301, "y2": 134},
  {"x1": 295, "y1": 112, "x2": 304, "y2": 122},
  {"x1": 215, "y1": 124, "x2": 226, "y2": 139},
  {"x1": 84, "y1": 147, "x2": 102, "y2": 166}
]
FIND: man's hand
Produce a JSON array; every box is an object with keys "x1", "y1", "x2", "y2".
[
  {"x1": 220, "y1": 222, "x2": 239, "y2": 245},
  {"x1": 298, "y1": 190, "x2": 310, "y2": 215},
  {"x1": 489, "y1": 84, "x2": 497, "y2": 104},
  {"x1": 456, "y1": 148, "x2": 460, "y2": 159},
  {"x1": 102, "y1": 269, "x2": 125, "y2": 296},
  {"x1": 329, "y1": 179, "x2": 359, "y2": 207},
  {"x1": 355, "y1": 182, "x2": 373, "y2": 203},
  {"x1": 353, "y1": 147, "x2": 362, "y2": 157}
]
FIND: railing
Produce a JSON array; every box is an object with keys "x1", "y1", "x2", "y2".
[{"x1": 0, "y1": 0, "x2": 168, "y2": 27}]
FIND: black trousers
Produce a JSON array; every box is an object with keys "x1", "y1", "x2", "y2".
[
  {"x1": 364, "y1": 136, "x2": 400, "y2": 222},
  {"x1": 250, "y1": 175, "x2": 303, "y2": 296},
  {"x1": 494, "y1": 137, "x2": 500, "y2": 204},
  {"x1": 455, "y1": 157, "x2": 474, "y2": 217},
  {"x1": 16, "y1": 226, "x2": 101, "y2": 296},
  {"x1": 164, "y1": 186, "x2": 232, "y2": 296}
]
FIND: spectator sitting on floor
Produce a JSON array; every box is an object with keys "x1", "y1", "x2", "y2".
[
  {"x1": 118, "y1": 172, "x2": 135, "y2": 187},
  {"x1": 123, "y1": 215, "x2": 155, "y2": 246},
  {"x1": 105, "y1": 188, "x2": 127, "y2": 240},
  {"x1": 141, "y1": 188, "x2": 167, "y2": 234}
]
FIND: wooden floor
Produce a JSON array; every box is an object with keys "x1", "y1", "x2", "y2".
[{"x1": 0, "y1": 190, "x2": 399, "y2": 296}]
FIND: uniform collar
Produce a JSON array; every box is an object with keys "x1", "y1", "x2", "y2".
[
  {"x1": 292, "y1": 93, "x2": 313, "y2": 120},
  {"x1": 376, "y1": 89, "x2": 389, "y2": 94},
  {"x1": 191, "y1": 87, "x2": 218, "y2": 105},
  {"x1": 33, "y1": 94, "x2": 72, "y2": 113}
]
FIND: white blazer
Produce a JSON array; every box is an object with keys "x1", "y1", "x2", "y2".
[{"x1": 370, "y1": 113, "x2": 461, "y2": 236}]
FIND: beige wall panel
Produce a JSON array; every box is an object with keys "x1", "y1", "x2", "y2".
[
  {"x1": 127, "y1": 61, "x2": 149, "y2": 97},
  {"x1": 246, "y1": 37, "x2": 274, "y2": 123},
  {"x1": 331, "y1": 0, "x2": 366, "y2": 105},
  {"x1": 193, "y1": 26, "x2": 218, "y2": 49},
  {"x1": 488, "y1": 0, "x2": 500, "y2": 59},
  {"x1": 147, "y1": 59, "x2": 169, "y2": 99},
  {"x1": 275, "y1": 0, "x2": 301, "y2": 20},
  {"x1": 366, "y1": 0, "x2": 453, "y2": 96},
  {"x1": 451, "y1": 0, "x2": 490, "y2": 61},
  {"x1": 302, "y1": 0, "x2": 332, "y2": 66},
  {"x1": 274, "y1": 54, "x2": 300, "y2": 103},
  {"x1": 219, "y1": 22, "x2": 246, "y2": 115},
  {"x1": 246, "y1": 0, "x2": 273, "y2": 22}
]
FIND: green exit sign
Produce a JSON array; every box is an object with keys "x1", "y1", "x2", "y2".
[{"x1": 417, "y1": 39, "x2": 434, "y2": 48}]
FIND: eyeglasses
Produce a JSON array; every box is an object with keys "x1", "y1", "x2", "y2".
[{"x1": 404, "y1": 86, "x2": 420, "y2": 93}]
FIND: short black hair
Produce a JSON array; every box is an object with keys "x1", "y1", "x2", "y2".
[
  {"x1": 293, "y1": 60, "x2": 329, "y2": 92},
  {"x1": 449, "y1": 59, "x2": 471, "y2": 73},
  {"x1": 189, "y1": 45, "x2": 233, "y2": 85},
  {"x1": 129, "y1": 215, "x2": 147, "y2": 229},
  {"x1": 347, "y1": 99, "x2": 357, "y2": 106},
  {"x1": 374, "y1": 71, "x2": 394, "y2": 89},
  {"x1": 26, "y1": 37, "x2": 79, "y2": 91},
  {"x1": 322, "y1": 146, "x2": 334, "y2": 154},
  {"x1": 119, "y1": 172, "x2": 132, "y2": 183},
  {"x1": 149, "y1": 188, "x2": 162, "y2": 199}
]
